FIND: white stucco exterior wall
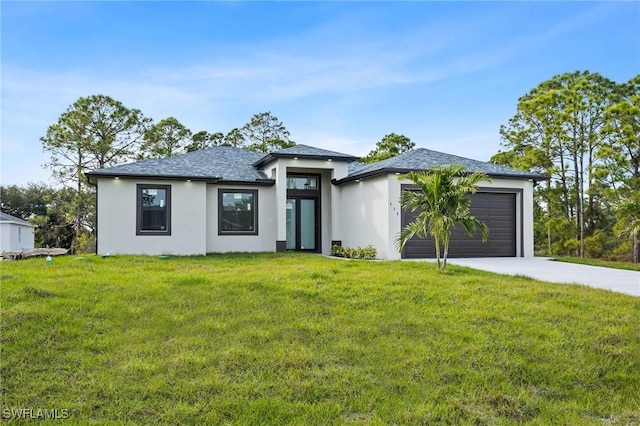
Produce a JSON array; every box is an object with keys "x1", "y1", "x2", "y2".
[
  {"x1": 96, "y1": 178, "x2": 207, "y2": 255},
  {"x1": 206, "y1": 185, "x2": 277, "y2": 253},
  {"x1": 0, "y1": 222, "x2": 35, "y2": 252},
  {"x1": 339, "y1": 175, "x2": 391, "y2": 259}
]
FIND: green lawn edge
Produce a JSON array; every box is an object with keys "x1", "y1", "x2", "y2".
[{"x1": 552, "y1": 256, "x2": 640, "y2": 272}]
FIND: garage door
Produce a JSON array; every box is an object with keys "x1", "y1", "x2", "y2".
[{"x1": 402, "y1": 192, "x2": 517, "y2": 258}]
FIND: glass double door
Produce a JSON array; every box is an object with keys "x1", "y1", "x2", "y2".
[{"x1": 286, "y1": 197, "x2": 318, "y2": 251}]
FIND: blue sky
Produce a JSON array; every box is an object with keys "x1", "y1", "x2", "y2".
[{"x1": 2, "y1": 1, "x2": 638, "y2": 186}]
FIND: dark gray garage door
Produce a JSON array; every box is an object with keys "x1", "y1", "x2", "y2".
[{"x1": 402, "y1": 192, "x2": 517, "y2": 258}]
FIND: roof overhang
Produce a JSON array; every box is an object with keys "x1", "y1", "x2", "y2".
[
  {"x1": 333, "y1": 168, "x2": 549, "y2": 185},
  {"x1": 0, "y1": 220, "x2": 35, "y2": 227},
  {"x1": 85, "y1": 172, "x2": 275, "y2": 186},
  {"x1": 253, "y1": 152, "x2": 358, "y2": 168}
]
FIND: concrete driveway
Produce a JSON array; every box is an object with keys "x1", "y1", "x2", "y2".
[{"x1": 437, "y1": 257, "x2": 640, "y2": 296}]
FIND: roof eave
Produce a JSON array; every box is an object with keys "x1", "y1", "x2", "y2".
[
  {"x1": 253, "y1": 153, "x2": 358, "y2": 168},
  {"x1": 0, "y1": 220, "x2": 35, "y2": 227},
  {"x1": 334, "y1": 168, "x2": 548, "y2": 185},
  {"x1": 333, "y1": 168, "x2": 398, "y2": 184},
  {"x1": 85, "y1": 172, "x2": 276, "y2": 186},
  {"x1": 85, "y1": 172, "x2": 220, "y2": 183},
  {"x1": 486, "y1": 172, "x2": 549, "y2": 181}
]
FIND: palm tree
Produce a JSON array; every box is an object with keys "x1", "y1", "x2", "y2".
[
  {"x1": 395, "y1": 164, "x2": 491, "y2": 270},
  {"x1": 616, "y1": 194, "x2": 640, "y2": 263}
]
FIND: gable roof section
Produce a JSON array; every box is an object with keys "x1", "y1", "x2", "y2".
[
  {"x1": 335, "y1": 148, "x2": 545, "y2": 184},
  {"x1": 86, "y1": 147, "x2": 274, "y2": 185},
  {"x1": 0, "y1": 212, "x2": 33, "y2": 226},
  {"x1": 253, "y1": 144, "x2": 358, "y2": 168}
]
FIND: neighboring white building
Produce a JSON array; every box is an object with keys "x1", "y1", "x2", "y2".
[
  {"x1": 0, "y1": 212, "x2": 35, "y2": 252},
  {"x1": 86, "y1": 145, "x2": 544, "y2": 259}
]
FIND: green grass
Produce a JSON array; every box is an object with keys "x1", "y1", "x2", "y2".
[
  {"x1": 553, "y1": 256, "x2": 640, "y2": 272},
  {"x1": 1, "y1": 253, "x2": 639, "y2": 425}
]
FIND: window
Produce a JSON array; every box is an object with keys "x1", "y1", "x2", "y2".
[
  {"x1": 287, "y1": 176, "x2": 318, "y2": 190},
  {"x1": 137, "y1": 185, "x2": 171, "y2": 235},
  {"x1": 218, "y1": 189, "x2": 258, "y2": 235}
]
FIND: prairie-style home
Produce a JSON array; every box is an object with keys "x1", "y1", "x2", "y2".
[{"x1": 86, "y1": 145, "x2": 543, "y2": 259}]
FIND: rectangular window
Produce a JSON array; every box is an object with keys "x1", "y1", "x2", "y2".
[
  {"x1": 287, "y1": 176, "x2": 318, "y2": 190},
  {"x1": 137, "y1": 184, "x2": 171, "y2": 235},
  {"x1": 218, "y1": 189, "x2": 258, "y2": 235}
]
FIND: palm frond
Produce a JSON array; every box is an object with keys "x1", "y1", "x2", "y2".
[
  {"x1": 458, "y1": 216, "x2": 490, "y2": 242},
  {"x1": 397, "y1": 164, "x2": 491, "y2": 267},
  {"x1": 395, "y1": 219, "x2": 428, "y2": 251}
]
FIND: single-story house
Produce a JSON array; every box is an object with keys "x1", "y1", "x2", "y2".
[
  {"x1": 0, "y1": 212, "x2": 35, "y2": 252},
  {"x1": 86, "y1": 144, "x2": 544, "y2": 259}
]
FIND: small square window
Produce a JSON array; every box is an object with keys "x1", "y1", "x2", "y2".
[
  {"x1": 218, "y1": 189, "x2": 258, "y2": 235},
  {"x1": 137, "y1": 184, "x2": 171, "y2": 235}
]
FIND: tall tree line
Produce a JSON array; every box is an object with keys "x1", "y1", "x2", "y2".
[{"x1": 492, "y1": 71, "x2": 639, "y2": 262}]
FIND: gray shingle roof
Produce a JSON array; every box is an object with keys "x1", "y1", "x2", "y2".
[
  {"x1": 348, "y1": 161, "x2": 367, "y2": 175},
  {"x1": 0, "y1": 212, "x2": 31, "y2": 225},
  {"x1": 86, "y1": 147, "x2": 272, "y2": 183},
  {"x1": 253, "y1": 144, "x2": 357, "y2": 167},
  {"x1": 86, "y1": 144, "x2": 545, "y2": 185},
  {"x1": 337, "y1": 148, "x2": 545, "y2": 183}
]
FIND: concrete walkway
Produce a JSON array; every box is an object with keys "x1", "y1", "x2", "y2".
[{"x1": 428, "y1": 257, "x2": 640, "y2": 296}]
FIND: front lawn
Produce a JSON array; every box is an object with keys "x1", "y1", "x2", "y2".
[
  {"x1": 553, "y1": 256, "x2": 640, "y2": 272},
  {"x1": 1, "y1": 253, "x2": 638, "y2": 424}
]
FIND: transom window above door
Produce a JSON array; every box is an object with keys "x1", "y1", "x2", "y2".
[{"x1": 286, "y1": 176, "x2": 318, "y2": 190}]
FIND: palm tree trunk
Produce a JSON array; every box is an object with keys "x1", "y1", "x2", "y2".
[
  {"x1": 434, "y1": 237, "x2": 441, "y2": 270},
  {"x1": 443, "y1": 234, "x2": 450, "y2": 270}
]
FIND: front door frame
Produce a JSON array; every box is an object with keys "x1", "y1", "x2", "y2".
[{"x1": 286, "y1": 173, "x2": 321, "y2": 252}]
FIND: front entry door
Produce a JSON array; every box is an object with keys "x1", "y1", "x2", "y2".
[{"x1": 286, "y1": 197, "x2": 318, "y2": 251}]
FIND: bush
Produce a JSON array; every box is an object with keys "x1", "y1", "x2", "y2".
[
  {"x1": 583, "y1": 230, "x2": 617, "y2": 258},
  {"x1": 562, "y1": 238, "x2": 580, "y2": 256},
  {"x1": 331, "y1": 244, "x2": 377, "y2": 260},
  {"x1": 72, "y1": 232, "x2": 96, "y2": 254},
  {"x1": 330, "y1": 245, "x2": 346, "y2": 257},
  {"x1": 609, "y1": 240, "x2": 634, "y2": 262}
]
